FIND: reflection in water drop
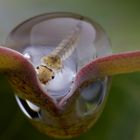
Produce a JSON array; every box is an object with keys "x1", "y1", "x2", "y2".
[{"x1": 77, "y1": 78, "x2": 107, "y2": 116}]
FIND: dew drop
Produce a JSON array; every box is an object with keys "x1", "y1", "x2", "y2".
[
  {"x1": 23, "y1": 52, "x2": 31, "y2": 60},
  {"x1": 6, "y1": 12, "x2": 111, "y2": 101}
]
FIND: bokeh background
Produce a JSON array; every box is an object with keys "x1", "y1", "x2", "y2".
[{"x1": 0, "y1": 0, "x2": 140, "y2": 140}]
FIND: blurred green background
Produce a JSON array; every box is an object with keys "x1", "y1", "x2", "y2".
[{"x1": 0, "y1": 0, "x2": 140, "y2": 140}]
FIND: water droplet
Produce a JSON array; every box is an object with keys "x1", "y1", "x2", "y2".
[
  {"x1": 23, "y1": 52, "x2": 31, "y2": 60},
  {"x1": 6, "y1": 12, "x2": 112, "y2": 138},
  {"x1": 6, "y1": 12, "x2": 111, "y2": 105}
]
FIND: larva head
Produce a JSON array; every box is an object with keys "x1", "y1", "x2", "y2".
[
  {"x1": 42, "y1": 55, "x2": 62, "y2": 70},
  {"x1": 36, "y1": 65, "x2": 55, "y2": 84}
]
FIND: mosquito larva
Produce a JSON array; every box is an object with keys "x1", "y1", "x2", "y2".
[{"x1": 37, "y1": 22, "x2": 82, "y2": 84}]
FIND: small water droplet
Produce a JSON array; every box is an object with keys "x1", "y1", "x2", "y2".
[{"x1": 23, "y1": 52, "x2": 31, "y2": 60}]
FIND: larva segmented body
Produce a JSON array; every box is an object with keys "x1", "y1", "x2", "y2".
[
  {"x1": 51, "y1": 22, "x2": 82, "y2": 61},
  {"x1": 37, "y1": 22, "x2": 82, "y2": 84},
  {"x1": 42, "y1": 22, "x2": 82, "y2": 71}
]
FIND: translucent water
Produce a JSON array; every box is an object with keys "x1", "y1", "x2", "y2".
[
  {"x1": 6, "y1": 13, "x2": 111, "y2": 122},
  {"x1": 76, "y1": 78, "x2": 108, "y2": 116}
]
